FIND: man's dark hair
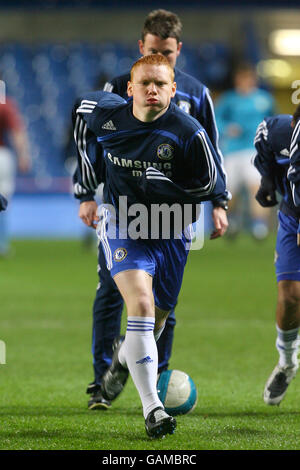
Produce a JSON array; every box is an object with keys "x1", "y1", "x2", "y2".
[
  {"x1": 141, "y1": 9, "x2": 182, "y2": 42},
  {"x1": 292, "y1": 104, "x2": 300, "y2": 125}
]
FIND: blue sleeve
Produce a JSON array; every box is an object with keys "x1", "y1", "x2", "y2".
[
  {"x1": 194, "y1": 87, "x2": 229, "y2": 200},
  {"x1": 253, "y1": 119, "x2": 276, "y2": 178},
  {"x1": 72, "y1": 166, "x2": 97, "y2": 202},
  {"x1": 103, "y1": 80, "x2": 115, "y2": 93},
  {"x1": 75, "y1": 91, "x2": 126, "y2": 134},
  {"x1": 196, "y1": 88, "x2": 219, "y2": 149},
  {"x1": 72, "y1": 91, "x2": 126, "y2": 198},
  {"x1": 103, "y1": 76, "x2": 127, "y2": 96},
  {"x1": 288, "y1": 120, "x2": 300, "y2": 206},
  {"x1": 184, "y1": 129, "x2": 227, "y2": 203},
  {"x1": 72, "y1": 94, "x2": 102, "y2": 196}
]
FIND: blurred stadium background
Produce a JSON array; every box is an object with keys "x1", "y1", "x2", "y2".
[{"x1": 1, "y1": 0, "x2": 300, "y2": 239}]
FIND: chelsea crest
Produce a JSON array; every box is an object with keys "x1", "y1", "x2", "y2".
[
  {"x1": 157, "y1": 143, "x2": 174, "y2": 161},
  {"x1": 113, "y1": 248, "x2": 127, "y2": 262}
]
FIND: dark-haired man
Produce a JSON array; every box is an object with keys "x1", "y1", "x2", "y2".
[
  {"x1": 74, "y1": 9, "x2": 228, "y2": 410},
  {"x1": 253, "y1": 104, "x2": 300, "y2": 406}
]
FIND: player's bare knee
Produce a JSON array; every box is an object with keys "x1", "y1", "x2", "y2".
[
  {"x1": 129, "y1": 294, "x2": 154, "y2": 317},
  {"x1": 281, "y1": 295, "x2": 299, "y2": 315},
  {"x1": 278, "y1": 282, "x2": 300, "y2": 314}
]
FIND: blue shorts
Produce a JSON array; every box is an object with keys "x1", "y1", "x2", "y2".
[
  {"x1": 97, "y1": 209, "x2": 190, "y2": 311},
  {"x1": 275, "y1": 211, "x2": 300, "y2": 282}
]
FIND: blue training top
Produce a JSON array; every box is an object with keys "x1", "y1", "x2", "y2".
[
  {"x1": 73, "y1": 67, "x2": 228, "y2": 202},
  {"x1": 253, "y1": 114, "x2": 300, "y2": 219},
  {"x1": 103, "y1": 67, "x2": 222, "y2": 160},
  {"x1": 72, "y1": 90, "x2": 227, "y2": 236}
]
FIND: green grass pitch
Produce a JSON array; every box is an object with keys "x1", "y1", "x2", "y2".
[{"x1": 0, "y1": 236, "x2": 299, "y2": 450}]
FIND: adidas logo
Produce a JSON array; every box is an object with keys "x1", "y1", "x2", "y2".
[
  {"x1": 102, "y1": 120, "x2": 117, "y2": 130},
  {"x1": 280, "y1": 148, "x2": 290, "y2": 156},
  {"x1": 136, "y1": 356, "x2": 153, "y2": 365}
]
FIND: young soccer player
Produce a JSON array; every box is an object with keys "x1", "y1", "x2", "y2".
[
  {"x1": 73, "y1": 54, "x2": 228, "y2": 437},
  {"x1": 253, "y1": 105, "x2": 300, "y2": 405},
  {"x1": 73, "y1": 9, "x2": 229, "y2": 410}
]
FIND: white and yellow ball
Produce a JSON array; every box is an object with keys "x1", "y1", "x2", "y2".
[{"x1": 157, "y1": 369, "x2": 197, "y2": 416}]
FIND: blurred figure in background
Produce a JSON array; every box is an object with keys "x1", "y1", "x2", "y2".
[
  {"x1": 0, "y1": 87, "x2": 31, "y2": 256},
  {"x1": 0, "y1": 193, "x2": 7, "y2": 212},
  {"x1": 215, "y1": 63, "x2": 276, "y2": 240}
]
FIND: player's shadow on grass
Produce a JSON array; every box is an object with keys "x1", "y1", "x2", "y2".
[
  {"x1": 190, "y1": 409, "x2": 300, "y2": 419},
  {"x1": 1, "y1": 406, "x2": 299, "y2": 421},
  {"x1": 0, "y1": 407, "x2": 163, "y2": 444},
  {"x1": 0, "y1": 406, "x2": 92, "y2": 417},
  {"x1": 0, "y1": 428, "x2": 145, "y2": 445},
  {"x1": 0, "y1": 406, "x2": 143, "y2": 418}
]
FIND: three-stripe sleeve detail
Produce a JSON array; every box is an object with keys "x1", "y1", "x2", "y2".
[{"x1": 74, "y1": 101, "x2": 98, "y2": 191}]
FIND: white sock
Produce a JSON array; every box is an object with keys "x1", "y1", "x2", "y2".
[
  {"x1": 276, "y1": 324, "x2": 300, "y2": 368},
  {"x1": 118, "y1": 316, "x2": 163, "y2": 418},
  {"x1": 118, "y1": 321, "x2": 166, "y2": 364}
]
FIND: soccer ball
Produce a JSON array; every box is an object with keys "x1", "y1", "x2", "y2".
[{"x1": 157, "y1": 369, "x2": 197, "y2": 416}]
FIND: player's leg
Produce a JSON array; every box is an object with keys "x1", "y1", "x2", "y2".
[
  {"x1": 102, "y1": 268, "x2": 176, "y2": 437},
  {"x1": 264, "y1": 211, "x2": 300, "y2": 405},
  {"x1": 97, "y1": 227, "x2": 182, "y2": 436},
  {"x1": 153, "y1": 234, "x2": 190, "y2": 376},
  {"x1": 87, "y1": 244, "x2": 124, "y2": 409},
  {"x1": 157, "y1": 309, "x2": 176, "y2": 373},
  {"x1": 104, "y1": 269, "x2": 164, "y2": 414},
  {"x1": 96, "y1": 231, "x2": 162, "y2": 408},
  {"x1": 92, "y1": 244, "x2": 124, "y2": 384},
  {"x1": 264, "y1": 280, "x2": 300, "y2": 405},
  {"x1": 276, "y1": 281, "x2": 300, "y2": 331},
  {"x1": 276, "y1": 280, "x2": 300, "y2": 365},
  {"x1": 144, "y1": 236, "x2": 189, "y2": 436},
  {"x1": 156, "y1": 207, "x2": 198, "y2": 374}
]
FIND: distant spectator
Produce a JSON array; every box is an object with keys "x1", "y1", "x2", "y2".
[
  {"x1": 215, "y1": 63, "x2": 276, "y2": 239},
  {"x1": 0, "y1": 90, "x2": 31, "y2": 256}
]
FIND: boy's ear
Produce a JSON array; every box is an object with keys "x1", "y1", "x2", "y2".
[{"x1": 127, "y1": 81, "x2": 133, "y2": 97}]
